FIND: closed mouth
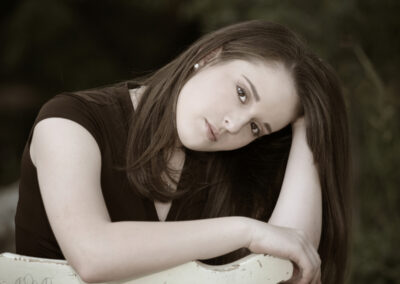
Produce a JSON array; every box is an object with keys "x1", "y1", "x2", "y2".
[{"x1": 206, "y1": 119, "x2": 217, "y2": 142}]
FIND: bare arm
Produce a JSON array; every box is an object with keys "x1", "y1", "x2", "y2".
[
  {"x1": 31, "y1": 118, "x2": 251, "y2": 282},
  {"x1": 268, "y1": 117, "x2": 322, "y2": 249},
  {"x1": 32, "y1": 118, "x2": 321, "y2": 284}
]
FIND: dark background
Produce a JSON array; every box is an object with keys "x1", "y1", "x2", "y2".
[{"x1": 0, "y1": 0, "x2": 399, "y2": 283}]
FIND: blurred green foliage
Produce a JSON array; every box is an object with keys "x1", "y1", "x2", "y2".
[{"x1": 0, "y1": 0, "x2": 398, "y2": 282}]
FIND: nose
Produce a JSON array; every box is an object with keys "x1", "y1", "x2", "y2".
[{"x1": 223, "y1": 114, "x2": 249, "y2": 134}]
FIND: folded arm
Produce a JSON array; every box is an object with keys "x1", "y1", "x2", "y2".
[
  {"x1": 31, "y1": 118, "x2": 250, "y2": 283},
  {"x1": 31, "y1": 117, "x2": 321, "y2": 283},
  {"x1": 268, "y1": 117, "x2": 322, "y2": 249}
]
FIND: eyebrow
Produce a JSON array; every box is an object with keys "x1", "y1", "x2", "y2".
[
  {"x1": 242, "y1": 74, "x2": 273, "y2": 134},
  {"x1": 242, "y1": 74, "x2": 260, "y2": 101}
]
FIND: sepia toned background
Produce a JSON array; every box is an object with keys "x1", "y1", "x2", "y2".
[{"x1": 0, "y1": 1, "x2": 399, "y2": 283}]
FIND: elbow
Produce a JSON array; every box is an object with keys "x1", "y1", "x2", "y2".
[
  {"x1": 73, "y1": 258, "x2": 111, "y2": 283},
  {"x1": 70, "y1": 247, "x2": 137, "y2": 283},
  {"x1": 75, "y1": 265, "x2": 99, "y2": 283},
  {"x1": 67, "y1": 245, "x2": 110, "y2": 283},
  {"x1": 70, "y1": 254, "x2": 102, "y2": 283}
]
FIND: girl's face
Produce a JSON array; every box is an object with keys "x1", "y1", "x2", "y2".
[{"x1": 175, "y1": 59, "x2": 299, "y2": 151}]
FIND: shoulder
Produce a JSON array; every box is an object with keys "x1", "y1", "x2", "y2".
[{"x1": 30, "y1": 117, "x2": 102, "y2": 167}]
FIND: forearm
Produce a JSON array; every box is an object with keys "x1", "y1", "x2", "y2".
[
  {"x1": 268, "y1": 124, "x2": 322, "y2": 249},
  {"x1": 75, "y1": 216, "x2": 249, "y2": 282}
]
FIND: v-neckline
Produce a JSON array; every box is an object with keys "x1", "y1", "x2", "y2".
[
  {"x1": 141, "y1": 164, "x2": 186, "y2": 222},
  {"x1": 122, "y1": 81, "x2": 185, "y2": 222}
]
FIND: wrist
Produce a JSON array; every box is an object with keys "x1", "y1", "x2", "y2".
[{"x1": 233, "y1": 216, "x2": 254, "y2": 249}]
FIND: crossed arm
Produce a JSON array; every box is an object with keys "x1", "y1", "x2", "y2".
[{"x1": 31, "y1": 116, "x2": 321, "y2": 283}]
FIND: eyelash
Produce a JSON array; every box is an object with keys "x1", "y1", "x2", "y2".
[{"x1": 236, "y1": 85, "x2": 261, "y2": 137}]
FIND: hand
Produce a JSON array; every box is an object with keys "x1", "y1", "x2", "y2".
[{"x1": 246, "y1": 219, "x2": 321, "y2": 284}]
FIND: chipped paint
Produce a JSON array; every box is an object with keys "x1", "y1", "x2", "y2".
[
  {"x1": 9, "y1": 256, "x2": 68, "y2": 266},
  {"x1": 1, "y1": 252, "x2": 293, "y2": 283},
  {"x1": 213, "y1": 264, "x2": 240, "y2": 272}
]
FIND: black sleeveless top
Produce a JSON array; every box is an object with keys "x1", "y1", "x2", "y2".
[{"x1": 15, "y1": 82, "x2": 210, "y2": 259}]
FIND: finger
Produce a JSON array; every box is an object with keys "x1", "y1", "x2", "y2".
[
  {"x1": 299, "y1": 237, "x2": 321, "y2": 281},
  {"x1": 294, "y1": 230, "x2": 318, "y2": 270},
  {"x1": 295, "y1": 251, "x2": 318, "y2": 284},
  {"x1": 292, "y1": 242, "x2": 317, "y2": 283},
  {"x1": 279, "y1": 262, "x2": 301, "y2": 284},
  {"x1": 307, "y1": 245, "x2": 321, "y2": 282},
  {"x1": 310, "y1": 268, "x2": 321, "y2": 284},
  {"x1": 286, "y1": 230, "x2": 319, "y2": 284},
  {"x1": 299, "y1": 233, "x2": 320, "y2": 270},
  {"x1": 290, "y1": 262, "x2": 301, "y2": 283},
  {"x1": 307, "y1": 242, "x2": 321, "y2": 268}
]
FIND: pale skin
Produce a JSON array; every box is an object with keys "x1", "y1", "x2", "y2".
[{"x1": 30, "y1": 56, "x2": 322, "y2": 283}]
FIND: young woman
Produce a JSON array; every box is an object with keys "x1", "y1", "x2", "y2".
[{"x1": 15, "y1": 20, "x2": 351, "y2": 284}]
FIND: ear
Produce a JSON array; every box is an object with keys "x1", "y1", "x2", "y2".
[{"x1": 197, "y1": 47, "x2": 223, "y2": 67}]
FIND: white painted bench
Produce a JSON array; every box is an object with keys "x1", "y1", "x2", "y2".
[{"x1": 0, "y1": 252, "x2": 293, "y2": 283}]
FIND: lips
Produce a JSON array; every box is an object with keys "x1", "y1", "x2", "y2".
[{"x1": 205, "y1": 119, "x2": 218, "y2": 142}]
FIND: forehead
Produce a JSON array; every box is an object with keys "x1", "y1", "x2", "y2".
[{"x1": 218, "y1": 59, "x2": 299, "y2": 132}]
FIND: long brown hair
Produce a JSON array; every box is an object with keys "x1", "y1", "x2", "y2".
[{"x1": 124, "y1": 20, "x2": 351, "y2": 283}]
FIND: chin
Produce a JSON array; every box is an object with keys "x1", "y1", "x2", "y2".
[
  {"x1": 180, "y1": 141, "x2": 211, "y2": 152},
  {"x1": 182, "y1": 143, "x2": 207, "y2": 152},
  {"x1": 177, "y1": 132, "x2": 203, "y2": 151}
]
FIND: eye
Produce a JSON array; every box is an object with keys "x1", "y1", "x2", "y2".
[
  {"x1": 250, "y1": 122, "x2": 261, "y2": 137},
  {"x1": 236, "y1": 86, "x2": 247, "y2": 103}
]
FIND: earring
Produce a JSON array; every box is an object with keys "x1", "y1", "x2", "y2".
[{"x1": 194, "y1": 63, "x2": 200, "y2": 70}]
